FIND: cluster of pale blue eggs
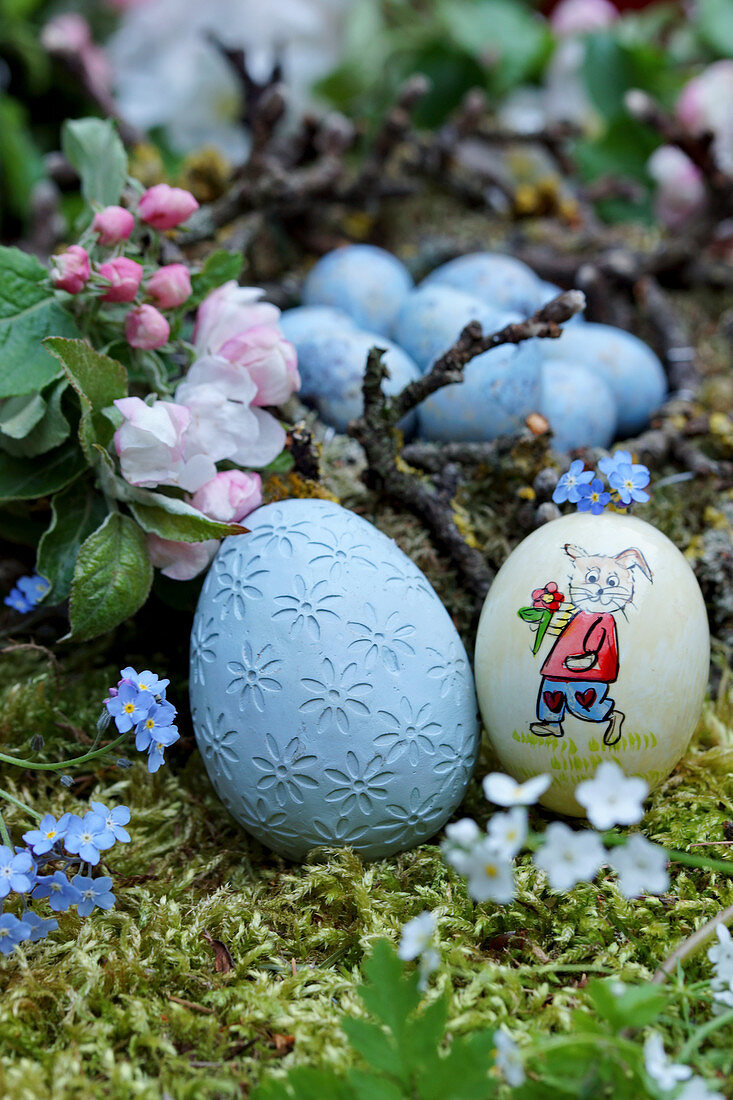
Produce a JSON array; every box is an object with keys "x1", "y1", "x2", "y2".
[{"x1": 280, "y1": 245, "x2": 668, "y2": 451}]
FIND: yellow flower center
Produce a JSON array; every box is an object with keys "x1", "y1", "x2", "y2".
[
  {"x1": 45, "y1": 830, "x2": 56, "y2": 839},
  {"x1": 124, "y1": 702, "x2": 135, "y2": 714},
  {"x1": 145, "y1": 718, "x2": 155, "y2": 730},
  {"x1": 484, "y1": 863, "x2": 498, "y2": 879}
]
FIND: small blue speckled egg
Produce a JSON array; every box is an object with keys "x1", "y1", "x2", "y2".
[
  {"x1": 302, "y1": 245, "x2": 414, "y2": 336},
  {"x1": 279, "y1": 306, "x2": 357, "y2": 392},
  {"x1": 392, "y1": 284, "x2": 510, "y2": 374},
  {"x1": 189, "y1": 499, "x2": 480, "y2": 861},
  {"x1": 538, "y1": 322, "x2": 667, "y2": 436},
  {"x1": 540, "y1": 359, "x2": 617, "y2": 452},
  {"x1": 421, "y1": 251, "x2": 542, "y2": 316},
  {"x1": 417, "y1": 322, "x2": 542, "y2": 442},
  {"x1": 297, "y1": 328, "x2": 420, "y2": 434}
]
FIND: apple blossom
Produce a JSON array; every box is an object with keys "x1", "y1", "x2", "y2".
[
  {"x1": 41, "y1": 13, "x2": 92, "y2": 53},
  {"x1": 98, "y1": 257, "x2": 144, "y2": 302},
  {"x1": 113, "y1": 397, "x2": 216, "y2": 491},
  {"x1": 137, "y1": 183, "x2": 199, "y2": 230},
  {"x1": 125, "y1": 304, "x2": 170, "y2": 349},
  {"x1": 218, "y1": 324, "x2": 300, "y2": 405},
  {"x1": 191, "y1": 470, "x2": 262, "y2": 522},
  {"x1": 647, "y1": 146, "x2": 706, "y2": 230},
  {"x1": 146, "y1": 263, "x2": 192, "y2": 309},
  {"x1": 551, "y1": 0, "x2": 617, "y2": 36},
  {"x1": 193, "y1": 282, "x2": 280, "y2": 356},
  {"x1": 148, "y1": 534, "x2": 219, "y2": 580},
  {"x1": 51, "y1": 246, "x2": 90, "y2": 294},
  {"x1": 676, "y1": 62, "x2": 733, "y2": 177},
  {"x1": 91, "y1": 206, "x2": 135, "y2": 246}
]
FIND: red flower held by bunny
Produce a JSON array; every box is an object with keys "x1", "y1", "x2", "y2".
[{"x1": 531, "y1": 582, "x2": 564, "y2": 612}]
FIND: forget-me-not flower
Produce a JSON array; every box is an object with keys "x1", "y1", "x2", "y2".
[
  {"x1": 552, "y1": 460, "x2": 594, "y2": 504},
  {"x1": 21, "y1": 910, "x2": 59, "y2": 942},
  {"x1": 119, "y1": 666, "x2": 170, "y2": 698},
  {"x1": 577, "y1": 477, "x2": 611, "y2": 515},
  {"x1": 134, "y1": 700, "x2": 178, "y2": 751},
  {"x1": 0, "y1": 912, "x2": 31, "y2": 954},
  {"x1": 72, "y1": 874, "x2": 116, "y2": 917},
  {"x1": 0, "y1": 845, "x2": 35, "y2": 897},
  {"x1": 64, "y1": 812, "x2": 115, "y2": 865},
  {"x1": 32, "y1": 870, "x2": 83, "y2": 912},
  {"x1": 609, "y1": 462, "x2": 651, "y2": 505},
  {"x1": 3, "y1": 574, "x2": 50, "y2": 613},
  {"x1": 106, "y1": 681, "x2": 154, "y2": 733},
  {"x1": 22, "y1": 812, "x2": 72, "y2": 856},
  {"x1": 90, "y1": 802, "x2": 131, "y2": 845},
  {"x1": 147, "y1": 726, "x2": 180, "y2": 773},
  {"x1": 598, "y1": 450, "x2": 632, "y2": 478}
]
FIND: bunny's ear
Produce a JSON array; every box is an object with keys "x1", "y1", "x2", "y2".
[
  {"x1": 615, "y1": 547, "x2": 653, "y2": 582},
  {"x1": 564, "y1": 543, "x2": 587, "y2": 561}
]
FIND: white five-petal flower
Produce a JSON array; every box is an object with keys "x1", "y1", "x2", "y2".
[
  {"x1": 494, "y1": 1030, "x2": 526, "y2": 1087},
  {"x1": 575, "y1": 761, "x2": 648, "y2": 830},
  {"x1": 643, "y1": 1033, "x2": 692, "y2": 1091},
  {"x1": 398, "y1": 910, "x2": 437, "y2": 962},
  {"x1": 707, "y1": 922, "x2": 733, "y2": 984},
  {"x1": 487, "y1": 807, "x2": 528, "y2": 860},
  {"x1": 482, "y1": 772, "x2": 551, "y2": 807},
  {"x1": 463, "y1": 838, "x2": 516, "y2": 904},
  {"x1": 533, "y1": 821, "x2": 606, "y2": 891},
  {"x1": 608, "y1": 834, "x2": 669, "y2": 898}
]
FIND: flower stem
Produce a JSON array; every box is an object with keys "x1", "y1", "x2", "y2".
[
  {"x1": 678, "y1": 1009, "x2": 733, "y2": 1061},
  {"x1": 0, "y1": 731, "x2": 130, "y2": 771},
  {"x1": 0, "y1": 808, "x2": 12, "y2": 846},
  {"x1": 0, "y1": 787, "x2": 42, "y2": 821}
]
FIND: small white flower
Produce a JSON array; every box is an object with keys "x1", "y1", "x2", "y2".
[
  {"x1": 418, "y1": 947, "x2": 441, "y2": 991},
  {"x1": 575, "y1": 761, "x2": 648, "y2": 830},
  {"x1": 482, "y1": 772, "x2": 551, "y2": 807},
  {"x1": 609, "y1": 980, "x2": 627, "y2": 996},
  {"x1": 676, "y1": 1075, "x2": 725, "y2": 1100},
  {"x1": 533, "y1": 821, "x2": 605, "y2": 891},
  {"x1": 708, "y1": 922, "x2": 733, "y2": 984},
  {"x1": 711, "y1": 975, "x2": 733, "y2": 1011},
  {"x1": 464, "y1": 839, "x2": 516, "y2": 904},
  {"x1": 494, "y1": 1029, "x2": 525, "y2": 1088},
  {"x1": 398, "y1": 911, "x2": 437, "y2": 962},
  {"x1": 643, "y1": 1033, "x2": 692, "y2": 1091},
  {"x1": 608, "y1": 834, "x2": 669, "y2": 898},
  {"x1": 487, "y1": 806, "x2": 528, "y2": 859},
  {"x1": 441, "y1": 818, "x2": 482, "y2": 874}
]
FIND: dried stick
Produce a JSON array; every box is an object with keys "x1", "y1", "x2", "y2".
[{"x1": 347, "y1": 291, "x2": 586, "y2": 601}]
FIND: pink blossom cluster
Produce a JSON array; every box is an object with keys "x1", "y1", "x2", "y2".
[
  {"x1": 50, "y1": 184, "x2": 199, "y2": 349},
  {"x1": 113, "y1": 282, "x2": 299, "y2": 579},
  {"x1": 676, "y1": 61, "x2": 733, "y2": 177},
  {"x1": 647, "y1": 146, "x2": 706, "y2": 230}
]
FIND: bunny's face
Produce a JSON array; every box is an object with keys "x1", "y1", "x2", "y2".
[{"x1": 564, "y1": 544, "x2": 653, "y2": 615}]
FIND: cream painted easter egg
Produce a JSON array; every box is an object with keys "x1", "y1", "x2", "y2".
[
  {"x1": 190, "y1": 499, "x2": 480, "y2": 861},
  {"x1": 474, "y1": 512, "x2": 709, "y2": 816}
]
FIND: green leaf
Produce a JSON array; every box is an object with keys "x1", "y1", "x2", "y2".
[
  {"x1": 341, "y1": 1018, "x2": 406, "y2": 1082},
  {"x1": 61, "y1": 118, "x2": 128, "y2": 209},
  {"x1": 345, "y1": 1070, "x2": 407, "y2": 1100},
  {"x1": 697, "y1": 0, "x2": 733, "y2": 57},
  {"x1": 400, "y1": 994, "x2": 449, "y2": 1074},
  {"x1": 441, "y1": 0, "x2": 552, "y2": 92},
  {"x1": 416, "y1": 1031, "x2": 498, "y2": 1100},
  {"x1": 44, "y1": 337, "x2": 127, "y2": 463},
  {"x1": 0, "y1": 392, "x2": 45, "y2": 438},
  {"x1": 129, "y1": 500, "x2": 247, "y2": 543},
  {"x1": 0, "y1": 505, "x2": 49, "y2": 548},
  {"x1": 262, "y1": 450, "x2": 295, "y2": 475},
  {"x1": 0, "y1": 94, "x2": 45, "y2": 220},
  {"x1": 585, "y1": 979, "x2": 669, "y2": 1032},
  {"x1": 582, "y1": 33, "x2": 636, "y2": 119},
  {"x1": 189, "y1": 250, "x2": 244, "y2": 307},
  {"x1": 37, "y1": 480, "x2": 108, "y2": 603},
  {"x1": 0, "y1": 380, "x2": 71, "y2": 458},
  {"x1": 68, "y1": 513, "x2": 153, "y2": 641},
  {"x1": 518, "y1": 607, "x2": 545, "y2": 623},
  {"x1": 0, "y1": 245, "x2": 79, "y2": 398},
  {"x1": 0, "y1": 443, "x2": 86, "y2": 503},
  {"x1": 357, "y1": 940, "x2": 421, "y2": 1041},
  {"x1": 251, "y1": 1067, "x2": 355, "y2": 1100}
]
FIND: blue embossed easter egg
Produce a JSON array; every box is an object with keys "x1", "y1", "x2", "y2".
[{"x1": 189, "y1": 499, "x2": 480, "y2": 861}]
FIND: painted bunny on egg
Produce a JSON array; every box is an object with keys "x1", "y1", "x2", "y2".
[{"x1": 529, "y1": 543, "x2": 653, "y2": 745}]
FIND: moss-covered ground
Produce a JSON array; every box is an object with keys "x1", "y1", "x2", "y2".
[{"x1": 2, "y1": 207, "x2": 733, "y2": 1099}]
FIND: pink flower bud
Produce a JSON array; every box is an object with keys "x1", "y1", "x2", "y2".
[
  {"x1": 92, "y1": 205, "x2": 135, "y2": 246},
  {"x1": 41, "y1": 13, "x2": 91, "y2": 53},
  {"x1": 191, "y1": 470, "x2": 263, "y2": 523},
  {"x1": 146, "y1": 263, "x2": 192, "y2": 309},
  {"x1": 125, "y1": 304, "x2": 170, "y2": 349},
  {"x1": 51, "y1": 245, "x2": 90, "y2": 294},
  {"x1": 98, "y1": 257, "x2": 144, "y2": 303},
  {"x1": 137, "y1": 184, "x2": 199, "y2": 230},
  {"x1": 147, "y1": 535, "x2": 219, "y2": 581},
  {"x1": 648, "y1": 146, "x2": 706, "y2": 230}
]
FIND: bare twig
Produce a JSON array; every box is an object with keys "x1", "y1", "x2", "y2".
[{"x1": 652, "y1": 900, "x2": 733, "y2": 983}]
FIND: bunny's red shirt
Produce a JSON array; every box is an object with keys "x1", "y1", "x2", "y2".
[{"x1": 541, "y1": 611, "x2": 619, "y2": 682}]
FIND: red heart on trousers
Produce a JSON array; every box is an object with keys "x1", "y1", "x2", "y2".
[
  {"x1": 575, "y1": 688, "x2": 597, "y2": 709},
  {"x1": 543, "y1": 690, "x2": 564, "y2": 713}
]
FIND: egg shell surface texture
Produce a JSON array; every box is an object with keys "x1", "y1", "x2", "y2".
[
  {"x1": 474, "y1": 512, "x2": 709, "y2": 816},
  {"x1": 190, "y1": 499, "x2": 480, "y2": 860},
  {"x1": 302, "y1": 244, "x2": 413, "y2": 336}
]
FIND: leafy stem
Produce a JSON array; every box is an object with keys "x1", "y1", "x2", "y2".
[
  {"x1": 0, "y1": 730, "x2": 130, "y2": 771},
  {"x1": 0, "y1": 786, "x2": 42, "y2": 822},
  {"x1": 0, "y1": 807, "x2": 12, "y2": 846}
]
